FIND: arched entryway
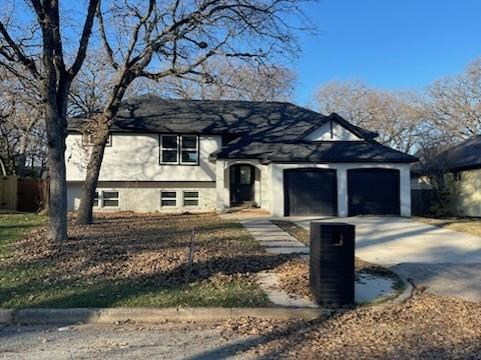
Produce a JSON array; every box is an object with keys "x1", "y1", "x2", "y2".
[{"x1": 229, "y1": 164, "x2": 257, "y2": 206}]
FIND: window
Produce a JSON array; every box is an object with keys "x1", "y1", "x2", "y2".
[
  {"x1": 183, "y1": 191, "x2": 199, "y2": 206},
  {"x1": 161, "y1": 191, "x2": 177, "y2": 206},
  {"x1": 181, "y1": 136, "x2": 198, "y2": 164},
  {"x1": 82, "y1": 133, "x2": 112, "y2": 147},
  {"x1": 102, "y1": 191, "x2": 119, "y2": 207},
  {"x1": 93, "y1": 191, "x2": 99, "y2": 207},
  {"x1": 94, "y1": 190, "x2": 119, "y2": 208},
  {"x1": 161, "y1": 135, "x2": 178, "y2": 163},
  {"x1": 160, "y1": 135, "x2": 198, "y2": 165}
]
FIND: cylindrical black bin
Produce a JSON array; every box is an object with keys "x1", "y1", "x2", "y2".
[{"x1": 309, "y1": 221, "x2": 355, "y2": 307}]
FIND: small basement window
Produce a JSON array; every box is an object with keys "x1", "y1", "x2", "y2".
[
  {"x1": 183, "y1": 191, "x2": 199, "y2": 206},
  {"x1": 161, "y1": 191, "x2": 177, "y2": 206},
  {"x1": 102, "y1": 191, "x2": 119, "y2": 207},
  {"x1": 94, "y1": 190, "x2": 119, "y2": 208},
  {"x1": 93, "y1": 191, "x2": 99, "y2": 207}
]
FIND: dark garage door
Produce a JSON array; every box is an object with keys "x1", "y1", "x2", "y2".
[
  {"x1": 348, "y1": 168, "x2": 400, "y2": 216},
  {"x1": 284, "y1": 169, "x2": 337, "y2": 216}
]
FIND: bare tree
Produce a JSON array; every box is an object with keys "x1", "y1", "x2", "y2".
[
  {"x1": 134, "y1": 58, "x2": 296, "y2": 101},
  {"x1": 426, "y1": 57, "x2": 481, "y2": 141},
  {"x1": 315, "y1": 81, "x2": 427, "y2": 153},
  {"x1": 76, "y1": 0, "x2": 312, "y2": 224},
  {"x1": 0, "y1": 0, "x2": 99, "y2": 241},
  {"x1": 0, "y1": 68, "x2": 46, "y2": 177}
]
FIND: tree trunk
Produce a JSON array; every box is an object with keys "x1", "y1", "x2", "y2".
[
  {"x1": 77, "y1": 129, "x2": 109, "y2": 225},
  {"x1": 45, "y1": 113, "x2": 68, "y2": 241}
]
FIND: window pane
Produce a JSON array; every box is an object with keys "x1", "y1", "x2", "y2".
[
  {"x1": 94, "y1": 192, "x2": 99, "y2": 199},
  {"x1": 162, "y1": 150, "x2": 178, "y2": 163},
  {"x1": 161, "y1": 199, "x2": 176, "y2": 206},
  {"x1": 239, "y1": 166, "x2": 252, "y2": 184},
  {"x1": 183, "y1": 191, "x2": 198, "y2": 198},
  {"x1": 181, "y1": 150, "x2": 198, "y2": 163},
  {"x1": 103, "y1": 191, "x2": 119, "y2": 199},
  {"x1": 182, "y1": 136, "x2": 197, "y2": 149},
  {"x1": 103, "y1": 199, "x2": 119, "y2": 207},
  {"x1": 93, "y1": 199, "x2": 99, "y2": 207},
  {"x1": 161, "y1": 191, "x2": 176, "y2": 198},
  {"x1": 162, "y1": 135, "x2": 178, "y2": 148},
  {"x1": 184, "y1": 199, "x2": 199, "y2": 206}
]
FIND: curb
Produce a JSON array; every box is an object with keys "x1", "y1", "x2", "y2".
[
  {"x1": 0, "y1": 307, "x2": 324, "y2": 325},
  {"x1": 0, "y1": 309, "x2": 13, "y2": 324},
  {"x1": 370, "y1": 277, "x2": 415, "y2": 311}
]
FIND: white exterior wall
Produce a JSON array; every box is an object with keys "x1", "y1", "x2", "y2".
[
  {"x1": 269, "y1": 162, "x2": 412, "y2": 217},
  {"x1": 66, "y1": 133, "x2": 221, "y2": 181},
  {"x1": 67, "y1": 181, "x2": 216, "y2": 213}
]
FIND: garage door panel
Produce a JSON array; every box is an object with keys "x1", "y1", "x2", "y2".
[
  {"x1": 347, "y1": 168, "x2": 400, "y2": 216},
  {"x1": 284, "y1": 169, "x2": 337, "y2": 216}
]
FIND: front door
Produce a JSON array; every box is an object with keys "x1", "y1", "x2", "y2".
[{"x1": 230, "y1": 165, "x2": 255, "y2": 205}]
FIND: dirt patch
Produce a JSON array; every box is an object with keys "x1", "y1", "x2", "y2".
[
  {"x1": 414, "y1": 216, "x2": 481, "y2": 237},
  {"x1": 221, "y1": 291, "x2": 481, "y2": 359},
  {"x1": 1, "y1": 212, "x2": 294, "y2": 308}
]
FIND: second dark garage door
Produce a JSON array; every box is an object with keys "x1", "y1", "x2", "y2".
[
  {"x1": 347, "y1": 168, "x2": 400, "y2": 216},
  {"x1": 284, "y1": 169, "x2": 338, "y2": 216}
]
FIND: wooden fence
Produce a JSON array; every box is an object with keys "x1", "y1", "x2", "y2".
[
  {"x1": 0, "y1": 176, "x2": 48, "y2": 212},
  {"x1": 0, "y1": 176, "x2": 17, "y2": 210},
  {"x1": 411, "y1": 189, "x2": 436, "y2": 216}
]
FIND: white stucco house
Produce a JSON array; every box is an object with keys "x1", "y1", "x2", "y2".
[{"x1": 66, "y1": 95, "x2": 417, "y2": 217}]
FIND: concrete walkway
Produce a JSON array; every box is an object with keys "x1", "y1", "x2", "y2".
[{"x1": 240, "y1": 219, "x2": 309, "y2": 255}]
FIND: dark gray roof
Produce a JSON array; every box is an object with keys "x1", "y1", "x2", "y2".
[
  {"x1": 68, "y1": 95, "x2": 377, "y2": 142},
  {"x1": 212, "y1": 140, "x2": 417, "y2": 163},
  {"x1": 68, "y1": 95, "x2": 416, "y2": 163},
  {"x1": 416, "y1": 136, "x2": 481, "y2": 172}
]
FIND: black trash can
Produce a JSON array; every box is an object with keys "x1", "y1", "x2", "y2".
[{"x1": 309, "y1": 221, "x2": 355, "y2": 306}]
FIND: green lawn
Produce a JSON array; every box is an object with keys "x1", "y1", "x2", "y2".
[
  {"x1": 0, "y1": 213, "x2": 46, "y2": 253},
  {"x1": 0, "y1": 213, "x2": 279, "y2": 309}
]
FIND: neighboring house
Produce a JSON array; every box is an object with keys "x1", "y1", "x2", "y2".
[
  {"x1": 66, "y1": 95, "x2": 417, "y2": 217},
  {"x1": 412, "y1": 136, "x2": 481, "y2": 217}
]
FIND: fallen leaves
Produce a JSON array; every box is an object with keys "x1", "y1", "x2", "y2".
[{"x1": 221, "y1": 292, "x2": 481, "y2": 359}]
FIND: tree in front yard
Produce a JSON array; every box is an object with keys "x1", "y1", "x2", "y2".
[
  {"x1": 76, "y1": 0, "x2": 314, "y2": 224},
  {"x1": 0, "y1": 1, "x2": 99, "y2": 241}
]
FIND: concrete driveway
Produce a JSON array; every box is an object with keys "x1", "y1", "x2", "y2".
[{"x1": 291, "y1": 216, "x2": 481, "y2": 302}]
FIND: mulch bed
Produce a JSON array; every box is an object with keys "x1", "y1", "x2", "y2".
[{"x1": 221, "y1": 291, "x2": 481, "y2": 359}]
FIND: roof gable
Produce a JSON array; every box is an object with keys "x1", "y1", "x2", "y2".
[
  {"x1": 304, "y1": 119, "x2": 362, "y2": 141},
  {"x1": 302, "y1": 113, "x2": 378, "y2": 142}
]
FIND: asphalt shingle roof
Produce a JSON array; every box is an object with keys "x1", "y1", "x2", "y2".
[
  {"x1": 417, "y1": 136, "x2": 481, "y2": 172},
  {"x1": 68, "y1": 95, "x2": 416, "y2": 163}
]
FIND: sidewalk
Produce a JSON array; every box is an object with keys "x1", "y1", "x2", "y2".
[{"x1": 240, "y1": 219, "x2": 309, "y2": 255}]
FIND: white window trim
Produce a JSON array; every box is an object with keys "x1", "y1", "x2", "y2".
[
  {"x1": 94, "y1": 190, "x2": 120, "y2": 208},
  {"x1": 183, "y1": 191, "x2": 199, "y2": 207},
  {"x1": 160, "y1": 135, "x2": 199, "y2": 165},
  {"x1": 180, "y1": 135, "x2": 199, "y2": 165},
  {"x1": 160, "y1": 190, "x2": 178, "y2": 207}
]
